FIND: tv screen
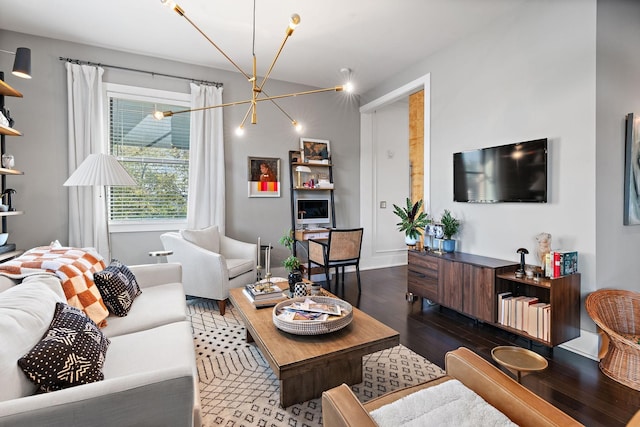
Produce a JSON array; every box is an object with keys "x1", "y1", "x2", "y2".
[
  {"x1": 297, "y1": 199, "x2": 330, "y2": 225},
  {"x1": 453, "y1": 138, "x2": 548, "y2": 203}
]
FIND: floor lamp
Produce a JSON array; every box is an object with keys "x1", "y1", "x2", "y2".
[{"x1": 63, "y1": 153, "x2": 137, "y2": 261}]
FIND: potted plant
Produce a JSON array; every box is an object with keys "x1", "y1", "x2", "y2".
[
  {"x1": 278, "y1": 229, "x2": 302, "y2": 293},
  {"x1": 392, "y1": 198, "x2": 430, "y2": 246},
  {"x1": 440, "y1": 209, "x2": 461, "y2": 252}
]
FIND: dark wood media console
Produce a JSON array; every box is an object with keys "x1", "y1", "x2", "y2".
[{"x1": 407, "y1": 250, "x2": 581, "y2": 347}]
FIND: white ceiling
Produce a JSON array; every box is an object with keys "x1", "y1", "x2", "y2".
[{"x1": 0, "y1": 0, "x2": 524, "y2": 93}]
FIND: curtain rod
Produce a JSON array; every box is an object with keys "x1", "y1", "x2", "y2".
[{"x1": 58, "y1": 57, "x2": 223, "y2": 88}]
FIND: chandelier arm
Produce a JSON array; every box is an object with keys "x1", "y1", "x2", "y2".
[
  {"x1": 260, "y1": 89, "x2": 295, "y2": 122},
  {"x1": 239, "y1": 104, "x2": 253, "y2": 129},
  {"x1": 256, "y1": 32, "x2": 292, "y2": 93},
  {"x1": 163, "y1": 86, "x2": 343, "y2": 117},
  {"x1": 178, "y1": 11, "x2": 252, "y2": 81}
]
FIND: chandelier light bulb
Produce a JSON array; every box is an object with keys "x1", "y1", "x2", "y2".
[
  {"x1": 152, "y1": 110, "x2": 165, "y2": 120},
  {"x1": 289, "y1": 14, "x2": 301, "y2": 29},
  {"x1": 160, "y1": 0, "x2": 176, "y2": 10},
  {"x1": 292, "y1": 121, "x2": 303, "y2": 132},
  {"x1": 343, "y1": 82, "x2": 354, "y2": 93},
  {"x1": 235, "y1": 126, "x2": 245, "y2": 136}
]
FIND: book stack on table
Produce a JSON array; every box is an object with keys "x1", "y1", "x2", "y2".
[{"x1": 243, "y1": 278, "x2": 289, "y2": 308}]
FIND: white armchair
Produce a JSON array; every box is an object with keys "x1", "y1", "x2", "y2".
[{"x1": 160, "y1": 226, "x2": 256, "y2": 315}]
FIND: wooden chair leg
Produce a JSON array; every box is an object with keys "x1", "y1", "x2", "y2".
[
  {"x1": 356, "y1": 265, "x2": 362, "y2": 293},
  {"x1": 324, "y1": 266, "x2": 331, "y2": 291},
  {"x1": 218, "y1": 299, "x2": 226, "y2": 316}
]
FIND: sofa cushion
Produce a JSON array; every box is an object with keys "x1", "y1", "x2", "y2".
[
  {"x1": 103, "y1": 321, "x2": 195, "y2": 379},
  {"x1": 0, "y1": 279, "x2": 65, "y2": 401},
  {"x1": 181, "y1": 225, "x2": 220, "y2": 253},
  {"x1": 93, "y1": 260, "x2": 141, "y2": 317},
  {"x1": 100, "y1": 282, "x2": 187, "y2": 338},
  {"x1": 18, "y1": 302, "x2": 111, "y2": 393},
  {"x1": 226, "y1": 258, "x2": 255, "y2": 279}
]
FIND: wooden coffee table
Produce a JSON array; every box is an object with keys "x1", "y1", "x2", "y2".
[{"x1": 229, "y1": 287, "x2": 400, "y2": 407}]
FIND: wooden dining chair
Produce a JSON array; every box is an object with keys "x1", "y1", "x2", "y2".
[{"x1": 308, "y1": 228, "x2": 364, "y2": 294}]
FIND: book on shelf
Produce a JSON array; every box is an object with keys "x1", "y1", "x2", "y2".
[
  {"x1": 546, "y1": 250, "x2": 578, "y2": 278},
  {"x1": 245, "y1": 282, "x2": 284, "y2": 300},
  {"x1": 497, "y1": 292, "x2": 512, "y2": 325}
]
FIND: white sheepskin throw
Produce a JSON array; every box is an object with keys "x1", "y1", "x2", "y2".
[{"x1": 369, "y1": 379, "x2": 518, "y2": 427}]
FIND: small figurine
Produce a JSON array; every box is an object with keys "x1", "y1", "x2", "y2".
[{"x1": 535, "y1": 232, "x2": 552, "y2": 266}]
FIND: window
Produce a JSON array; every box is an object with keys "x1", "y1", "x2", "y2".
[{"x1": 105, "y1": 84, "x2": 190, "y2": 231}]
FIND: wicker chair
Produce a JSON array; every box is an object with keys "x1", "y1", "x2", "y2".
[
  {"x1": 585, "y1": 289, "x2": 640, "y2": 390},
  {"x1": 308, "y1": 228, "x2": 363, "y2": 294}
]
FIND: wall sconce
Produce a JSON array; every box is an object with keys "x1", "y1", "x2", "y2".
[
  {"x1": 0, "y1": 47, "x2": 32, "y2": 79},
  {"x1": 295, "y1": 165, "x2": 311, "y2": 188}
]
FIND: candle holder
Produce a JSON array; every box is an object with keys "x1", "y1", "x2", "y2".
[{"x1": 260, "y1": 272, "x2": 273, "y2": 292}]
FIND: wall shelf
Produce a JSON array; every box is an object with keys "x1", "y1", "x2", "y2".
[{"x1": 0, "y1": 80, "x2": 22, "y2": 97}]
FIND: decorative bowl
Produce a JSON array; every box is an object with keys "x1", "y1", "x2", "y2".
[
  {"x1": 0, "y1": 233, "x2": 8, "y2": 246},
  {"x1": 272, "y1": 296, "x2": 353, "y2": 335}
]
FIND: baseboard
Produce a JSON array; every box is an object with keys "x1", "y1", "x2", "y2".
[{"x1": 559, "y1": 329, "x2": 599, "y2": 361}]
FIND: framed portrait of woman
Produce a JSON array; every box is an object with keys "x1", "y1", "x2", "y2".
[
  {"x1": 248, "y1": 156, "x2": 280, "y2": 197},
  {"x1": 300, "y1": 138, "x2": 330, "y2": 163}
]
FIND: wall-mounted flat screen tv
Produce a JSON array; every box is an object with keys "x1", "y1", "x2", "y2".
[{"x1": 453, "y1": 138, "x2": 548, "y2": 203}]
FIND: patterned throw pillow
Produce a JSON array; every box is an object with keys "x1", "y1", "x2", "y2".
[
  {"x1": 18, "y1": 302, "x2": 110, "y2": 393},
  {"x1": 93, "y1": 260, "x2": 141, "y2": 317}
]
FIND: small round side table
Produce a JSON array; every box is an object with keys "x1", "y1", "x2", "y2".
[
  {"x1": 149, "y1": 250, "x2": 173, "y2": 263},
  {"x1": 491, "y1": 346, "x2": 548, "y2": 383}
]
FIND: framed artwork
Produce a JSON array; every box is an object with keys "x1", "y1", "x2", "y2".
[
  {"x1": 300, "y1": 138, "x2": 330, "y2": 164},
  {"x1": 624, "y1": 113, "x2": 640, "y2": 224},
  {"x1": 248, "y1": 156, "x2": 280, "y2": 197}
]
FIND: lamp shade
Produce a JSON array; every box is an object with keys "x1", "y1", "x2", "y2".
[
  {"x1": 295, "y1": 166, "x2": 311, "y2": 173},
  {"x1": 12, "y1": 47, "x2": 31, "y2": 79},
  {"x1": 64, "y1": 153, "x2": 137, "y2": 187}
]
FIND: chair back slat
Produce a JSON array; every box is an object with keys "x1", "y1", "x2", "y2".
[{"x1": 328, "y1": 229, "x2": 363, "y2": 261}]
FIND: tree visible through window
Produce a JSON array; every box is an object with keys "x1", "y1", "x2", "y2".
[{"x1": 108, "y1": 90, "x2": 190, "y2": 224}]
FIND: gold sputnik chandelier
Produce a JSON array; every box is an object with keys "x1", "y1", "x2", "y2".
[{"x1": 155, "y1": 0, "x2": 354, "y2": 135}]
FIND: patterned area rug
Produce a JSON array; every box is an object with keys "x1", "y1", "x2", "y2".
[{"x1": 187, "y1": 298, "x2": 445, "y2": 427}]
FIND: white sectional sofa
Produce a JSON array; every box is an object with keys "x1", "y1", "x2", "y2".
[{"x1": 0, "y1": 262, "x2": 200, "y2": 427}]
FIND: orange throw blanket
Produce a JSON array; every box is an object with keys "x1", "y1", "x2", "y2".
[{"x1": 0, "y1": 247, "x2": 109, "y2": 326}]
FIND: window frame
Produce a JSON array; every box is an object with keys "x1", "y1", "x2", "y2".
[{"x1": 104, "y1": 83, "x2": 190, "y2": 233}]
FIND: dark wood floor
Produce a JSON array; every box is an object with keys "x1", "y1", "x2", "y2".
[{"x1": 323, "y1": 265, "x2": 640, "y2": 427}]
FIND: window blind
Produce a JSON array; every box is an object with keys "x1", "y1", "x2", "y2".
[{"x1": 109, "y1": 97, "x2": 190, "y2": 221}]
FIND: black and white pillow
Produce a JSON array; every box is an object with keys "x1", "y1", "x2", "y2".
[
  {"x1": 94, "y1": 259, "x2": 141, "y2": 317},
  {"x1": 18, "y1": 302, "x2": 110, "y2": 393}
]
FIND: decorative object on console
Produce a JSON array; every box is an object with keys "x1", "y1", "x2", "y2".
[
  {"x1": 392, "y1": 198, "x2": 430, "y2": 246},
  {"x1": 516, "y1": 248, "x2": 529, "y2": 278},
  {"x1": 535, "y1": 232, "x2": 552, "y2": 268},
  {"x1": 440, "y1": 209, "x2": 460, "y2": 253},
  {"x1": 157, "y1": 1, "x2": 352, "y2": 134},
  {"x1": 0, "y1": 233, "x2": 7, "y2": 246},
  {"x1": 63, "y1": 153, "x2": 137, "y2": 260}
]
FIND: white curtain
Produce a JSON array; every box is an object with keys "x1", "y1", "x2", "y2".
[
  {"x1": 66, "y1": 63, "x2": 108, "y2": 258},
  {"x1": 187, "y1": 83, "x2": 225, "y2": 232}
]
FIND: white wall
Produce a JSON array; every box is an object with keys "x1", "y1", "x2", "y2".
[
  {"x1": 595, "y1": 0, "x2": 640, "y2": 293},
  {"x1": 360, "y1": 1, "x2": 599, "y2": 339},
  {"x1": 359, "y1": 102, "x2": 409, "y2": 269},
  {"x1": 0, "y1": 29, "x2": 360, "y2": 266}
]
